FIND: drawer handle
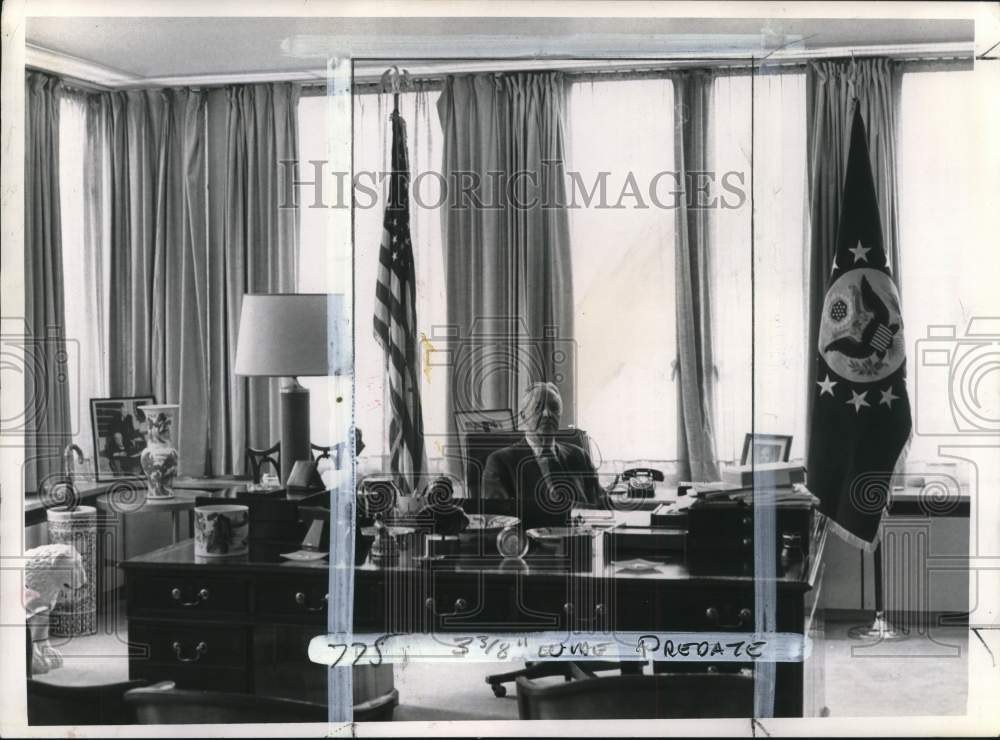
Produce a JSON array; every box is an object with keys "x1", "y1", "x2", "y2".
[
  {"x1": 562, "y1": 602, "x2": 606, "y2": 625},
  {"x1": 294, "y1": 592, "x2": 329, "y2": 612},
  {"x1": 172, "y1": 640, "x2": 208, "y2": 663},
  {"x1": 705, "y1": 606, "x2": 752, "y2": 628},
  {"x1": 424, "y1": 597, "x2": 470, "y2": 617},
  {"x1": 171, "y1": 587, "x2": 209, "y2": 606}
]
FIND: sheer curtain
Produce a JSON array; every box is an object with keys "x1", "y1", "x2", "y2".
[
  {"x1": 566, "y1": 78, "x2": 677, "y2": 469},
  {"x1": 712, "y1": 71, "x2": 808, "y2": 464},
  {"x1": 59, "y1": 91, "x2": 110, "y2": 464},
  {"x1": 897, "y1": 66, "x2": 1000, "y2": 463}
]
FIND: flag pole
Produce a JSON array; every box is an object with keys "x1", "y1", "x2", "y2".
[{"x1": 847, "y1": 541, "x2": 906, "y2": 640}]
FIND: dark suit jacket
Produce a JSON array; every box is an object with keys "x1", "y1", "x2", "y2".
[{"x1": 481, "y1": 436, "x2": 602, "y2": 508}]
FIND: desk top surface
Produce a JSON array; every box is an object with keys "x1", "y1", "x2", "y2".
[{"x1": 122, "y1": 523, "x2": 824, "y2": 592}]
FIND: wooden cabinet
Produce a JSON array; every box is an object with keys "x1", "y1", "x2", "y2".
[{"x1": 121, "y1": 548, "x2": 387, "y2": 707}]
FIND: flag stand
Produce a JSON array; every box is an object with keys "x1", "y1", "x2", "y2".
[{"x1": 847, "y1": 542, "x2": 906, "y2": 640}]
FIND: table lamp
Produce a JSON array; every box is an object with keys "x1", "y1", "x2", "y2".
[{"x1": 234, "y1": 293, "x2": 349, "y2": 484}]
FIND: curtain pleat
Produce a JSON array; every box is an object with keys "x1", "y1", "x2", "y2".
[
  {"x1": 805, "y1": 59, "x2": 901, "y2": 444},
  {"x1": 104, "y1": 88, "x2": 209, "y2": 475},
  {"x1": 437, "y1": 72, "x2": 576, "y2": 442},
  {"x1": 672, "y1": 70, "x2": 721, "y2": 482},
  {"x1": 24, "y1": 71, "x2": 71, "y2": 492},
  {"x1": 213, "y1": 83, "x2": 301, "y2": 473}
]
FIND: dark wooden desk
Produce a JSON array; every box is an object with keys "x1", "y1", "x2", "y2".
[{"x1": 121, "y1": 513, "x2": 826, "y2": 718}]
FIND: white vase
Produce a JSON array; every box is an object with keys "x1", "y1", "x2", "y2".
[{"x1": 138, "y1": 404, "x2": 180, "y2": 499}]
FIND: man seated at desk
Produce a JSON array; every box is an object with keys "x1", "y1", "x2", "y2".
[{"x1": 482, "y1": 382, "x2": 602, "y2": 511}]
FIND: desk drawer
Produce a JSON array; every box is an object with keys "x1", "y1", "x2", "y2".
[
  {"x1": 517, "y1": 580, "x2": 607, "y2": 631},
  {"x1": 254, "y1": 574, "x2": 329, "y2": 624},
  {"x1": 615, "y1": 586, "x2": 758, "y2": 632},
  {"x1": 423, "y1": 576, "x2": 510, "y2": 631},
  {"x1": 130, "y1": 621, "x2": 251, "y2": 668},
  {"x1": 131, "y1": 663, "x2": 251, "y2": 693},
  {"x1": 130, "y1": 574, "x2": 251, "y2": 616}
]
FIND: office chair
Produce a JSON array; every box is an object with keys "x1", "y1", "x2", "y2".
[
  {"x1": 459, "y1": 428, "x2": 626, "y2": 697},
  {"x1": 515, "y1": 668, "x2": 755, "y2": 719},
  {"x1": 124, "y1": 681, "x2": 397, "y2": 723},
  {"x1": 245, "y1": 431, "x2": 365, "y2": 484},
  {"x1": 245, "y1": 442, "x2": 281, "y2": 484}
]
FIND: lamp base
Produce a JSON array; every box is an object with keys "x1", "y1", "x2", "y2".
[{"x1": 281, "y1": 378, "x2": 311, "y2": 485}]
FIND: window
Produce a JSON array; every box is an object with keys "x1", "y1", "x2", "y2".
[
  {"x1": 298, "y1": 90, "x2": 446, "y2": 464},
  {"x1": 712, "y1": 71, "x2": 808, "y2": 464},
  {"x1": 566, "y1": 78, "x2": 678, "y2": 466},
  {"x1": 59, "y1": 92, "x2": 109, "y2": 464},
  {"x1": 897, "y1": 66, "x2": 1000, "y2": 462}
]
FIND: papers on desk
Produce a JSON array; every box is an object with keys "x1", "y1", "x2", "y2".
[{"x1": 691, "y1": 482, "x2": 818, "y2": 506}]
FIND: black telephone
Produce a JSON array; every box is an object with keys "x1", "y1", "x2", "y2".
[
  {"x1": 621, "y1": 467, "x2": 665, "y2": 482},
  {"x1": 606, "y1": 467, "x2": 666, "y2": 497}
]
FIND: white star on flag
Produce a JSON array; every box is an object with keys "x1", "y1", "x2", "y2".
[
  {"x1": 848, "y1": 240, "x2": 871, "y2": 263},
  {"x1": 817, "y1": 374, "x2": 838, "y2": 396},
  {"x1": 879, "y1": 386, "x2": 899, "y2": 408},
  {"x1": 846, "y1": 389, "x2": 870, "y2": 413}
]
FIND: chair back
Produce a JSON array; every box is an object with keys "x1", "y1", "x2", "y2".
[
  {"x1": 462, "y1": 428, "x2": 591, "y2": 499},
  {"x1": 515, "y1": 672, "x2": 754, "y2": 720},
  {"x1": 245, "y1": 442, "x2": 281, "y2": 483},
  {"x1": 28, "y1": 678, "x2": 148, "y2": 725},
  {"x1": 125, "y1": 681, "x2": 327, "y2": 724}
]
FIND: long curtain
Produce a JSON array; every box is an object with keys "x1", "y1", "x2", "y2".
[
  {"x1": 805, "y1": 58, "x2": 902, "y2": 443},
  {"x1": 24, "y1": 71, "x2": 72, "y2": 491},
  {"x1": 210, "y1": 83, "x2": 301, "y2": 474},
  {"x1": 437, "y1": 72, "x2": 576, "y2": 438},
  {"x1": 672, "y1": 70, "x2": 721, "y2": 482},
  {"x1": 100, "y1": 82, "x2": 299, "y2": 476},
  {"x1": 102, "y1": 88, "x2": 209, "y2": 476}
]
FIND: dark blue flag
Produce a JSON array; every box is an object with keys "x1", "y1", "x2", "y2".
[{"x1": 807, "y1": 103, "x2": 912, "y2": 545}]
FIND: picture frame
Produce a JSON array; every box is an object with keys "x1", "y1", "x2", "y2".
[
  {"x1": 454, "y1": 408, "x2": 516, "y2": 466},
  {"x1": 90, "y1": 396, "x2": 156, "y2": 481},
  {"x1": 740, "y1": 433, "x2": 793, "y2": 465}
]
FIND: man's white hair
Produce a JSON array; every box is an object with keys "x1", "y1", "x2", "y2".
[{"x1": 518, "y1": 381, "x2": 562, "y2": 423}]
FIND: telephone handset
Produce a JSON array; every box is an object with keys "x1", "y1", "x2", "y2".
[
  {"x1": 621, "y1": 467, "x2": 665, "y2": 482},
  {"x1": 606, "y1": 467, "x2": 665, "y2": 498}
]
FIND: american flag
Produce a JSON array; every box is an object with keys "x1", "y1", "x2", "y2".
[{"x1": 374, "y1": 108, "x2": 426, "y2": 493}]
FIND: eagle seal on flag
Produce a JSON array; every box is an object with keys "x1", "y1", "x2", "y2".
[{"x1": 806, "y1": 103, "x2": 912, "y2": 547}]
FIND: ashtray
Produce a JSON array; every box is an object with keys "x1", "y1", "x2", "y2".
[
  {"x1": 279, "y1": 550, "x2": 328, "y2": 562},
  {"x1": 615, "y1": 558, "x2": 662, "y2": 574}
]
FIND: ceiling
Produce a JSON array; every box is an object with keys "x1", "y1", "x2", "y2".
[{"x1": 25, "y1": 16, "x2": 975, "y2": 86}]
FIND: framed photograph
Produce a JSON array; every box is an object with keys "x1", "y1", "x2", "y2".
[
  {"x1": 741, "y1": 433, "x2": 793, "y2": 465},
  {"x1": 454, "y1": 408, "x2": 516, "y2": 465},
  {"x1": 90, "y1": 396, "x2": 155, "y2": 481}
]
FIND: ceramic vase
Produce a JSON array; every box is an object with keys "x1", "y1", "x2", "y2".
[
  {"x1": 46, "y1": 507, "x2": 97, "y2": 637},
  {"x1": 137, "y1": 404, "x2": 180, "y2": 499}
]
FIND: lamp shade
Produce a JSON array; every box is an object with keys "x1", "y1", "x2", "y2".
[{"x1": 234, "y1": 293, "x2": 350, "y2": 377}]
